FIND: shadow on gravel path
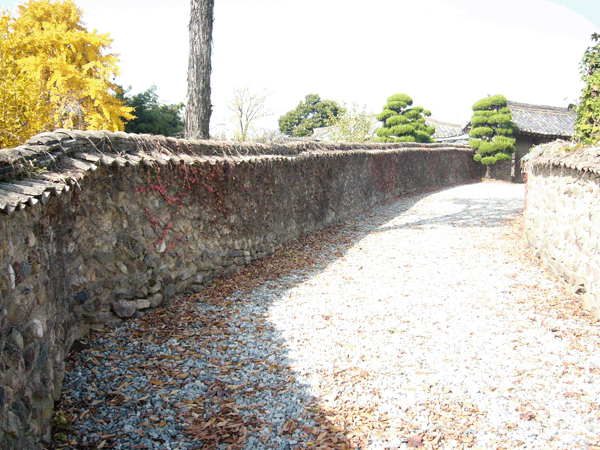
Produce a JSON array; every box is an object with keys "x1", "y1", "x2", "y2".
[{"x1": 51, "y1": 218, "x2": 383, "y2": 450}]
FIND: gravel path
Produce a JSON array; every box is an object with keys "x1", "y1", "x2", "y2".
[{"x1": 51, "y1": 182, "x2": 600, "y2": 450}]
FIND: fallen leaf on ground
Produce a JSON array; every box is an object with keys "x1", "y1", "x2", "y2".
[
  {"x1": 407, "y1": 433, "x2": 424, "y2": 447},
  {"x1": 519, "y1": 411, "x2": 536, "y2": 421}
]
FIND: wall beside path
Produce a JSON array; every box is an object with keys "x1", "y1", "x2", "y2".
[
  {"x1": 0, "y1": 130, "x2": 478, "y2": 449},
  {"x1": 523, "y1": 140, "x2": 600, "y2": 319}
]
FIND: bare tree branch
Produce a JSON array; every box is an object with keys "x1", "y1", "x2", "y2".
[{"x1": 227, "y1": 85, "x2": 272, "y2": 141}]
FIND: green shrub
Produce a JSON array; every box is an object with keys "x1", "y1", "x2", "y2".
[
  {"x1": 469, "y1": 139, "x2": 482, "y2": 150},
  {"x1": 481, "y1": 156, "x2": 497, "y2": 164},
  {"x1": 471, "y1": 115, "x2": 489, "y2": 126},
  {"x1": 387, "y1": 101, "x2": 407, "y2": 112},
  {"x1": 376, "y1": 127, "x2": 392, "y2": 137},
  {"x1": 390, "y1": 124, "x2": 414, "y2": 136},
  {"x1": 494, "y1": 127, "x2": 513, "y2": 135},
  {"x1": 478, "y1": 136, "x2": 516, "y2": 154},
  {"x1": 415, "y1": 129, "x2": 432, "y2": 141},
  {"x1": 495, "y1": 152, "x2": 512, "y2": 161},
  {"x1": 386, "y1": 115, "x2": 408, "y2": 126},
  {"x1": 472, "y1": 97, "x2": 493, "y2": 110},
  {"x1": 376, "y1": 109, "x2": 397, "y2": 122},
  {"x1": 473, "y1": 94, "x2": 508, "y2": 111},
  {"x1": 488, "y1": 113, "x2": 511, "y2": 125},
  {"x1": 375, "y1": 93, "x2": 435, "y2": 143},
  {"x1": 387, "y1": 93, "x2": 413, "y2": 105},
  {"x1": 393, "y1": 135, "x2": 416, "y2": 142},
  {"x1": 469, "y1": 126, "x2": 494, "y2": 138},
  {"x1": 469, "y1": 94, "x2": 515, "y2": 165}
]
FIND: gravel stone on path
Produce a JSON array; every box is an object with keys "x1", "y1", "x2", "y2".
[{"x1": 51, "y1": 182, "x2": 600, "y2": 450}]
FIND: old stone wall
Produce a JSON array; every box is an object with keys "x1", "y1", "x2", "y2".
[
  {"x1": 523, "y1": 140, "x2": 600, "y2": 319},
  {"x1": 0, "y1": 130, "x2": 477, "y2": 448}
]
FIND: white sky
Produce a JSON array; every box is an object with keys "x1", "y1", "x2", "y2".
[{"x1": 1, "y1": 0, "x2": 599, "y2": 135}]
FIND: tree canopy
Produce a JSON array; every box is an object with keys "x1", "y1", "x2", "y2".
[
  {"x1": 278, "y1": 94, "x2": 342, "y2": 137},
  {"x1": 0, "y1": 0, "x2": 133, "y2": 149},
  {"x1": 119, "y1": 86, "x2": 184, "y2": 137},
  {"x1": 330, "y1": 103, "x2": 375, "y2": 142},
  {"x1": 375, "y1": 94, "x2": 435, "y2": 143},
  {"x1": 575, "y1": 33, "x2": 600, "y2": 144},
  {"x1": 469, "y1": 94, "x2": 515, "y2": 165}
]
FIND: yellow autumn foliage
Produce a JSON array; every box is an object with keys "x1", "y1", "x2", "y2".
[{"x1": 0, "y1": 0, "x2": 134, "y2": 149}]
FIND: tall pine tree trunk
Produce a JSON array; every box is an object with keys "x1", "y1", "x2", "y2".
[{"x1": 185, "y1": 0, "x2": 214, "y2": 140}]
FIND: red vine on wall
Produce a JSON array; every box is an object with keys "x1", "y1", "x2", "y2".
[
  {"x1": 371, "y1": 154, "x2": 397, "y2": 192},
  {"x1": 136, "y1": 162, "x2": 233, "y2": 252}
]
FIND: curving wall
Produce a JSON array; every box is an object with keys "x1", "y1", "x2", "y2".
[
  {"x1": 0, "y1": 130, "x2": 478, "y2": 449},
  {"x1": 523, "y1": 140, "x2": 600, "y2": 319}
]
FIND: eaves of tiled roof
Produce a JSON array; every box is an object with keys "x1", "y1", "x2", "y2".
[{"x1": 507, "y1": 101, "x2": 577, "y2": 139}]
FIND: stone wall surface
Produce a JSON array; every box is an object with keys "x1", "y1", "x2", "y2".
[
  {"x1": 523, "y1": 140, "x2": 600, "y2": 319},
  {"x1": 0, "y1": 130, "x2": 478, "y2": 449}
]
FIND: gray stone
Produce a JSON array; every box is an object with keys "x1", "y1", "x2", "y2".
[
  {"x1": 116, "y1": 262, "x2": 128, "y2": 275},
  {"x1": 5, "y1": 411, "x2": 20, "y2": 437},
  {"x1": 135, "y1": 299, "x2": 151, "y2": 310},
  {"x1": 192, "y1": 274, "x2": 204, "y2": 284},
  {"x1": 149, "y1": 282, "x2": 162, "y2": 294},
  {"x1": 112, "y1": 300, "x2": 136, "y2": 319},
  {"x1": 8, "y1": 329, "x2": 23, "y2": 352},
  {"x1": 164, "y1": 284, "x2": 177, "y2": 299},
  {"x1": 223, "y1": 265, "x2": 242, "y2": 278},
  {"x1": 180, "y1": 267, "x2": 196, "y2": 281},
  {"x1": 23, "y1": 346, "x2": 35, "y2": 371},
  {"x1": 149, "y1": 294, "x2": 163, "y2": 308}
]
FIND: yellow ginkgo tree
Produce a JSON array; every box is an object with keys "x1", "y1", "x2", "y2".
[{"x1": 0, "y1": 0, "x2": 134, "y2": 149}]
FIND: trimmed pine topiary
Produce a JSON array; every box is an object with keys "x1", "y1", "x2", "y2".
[
  {"x1": 375, "y1": 94, "x2": 435, "y2": 143},
  {"x1": 376, "y1": 109, "x2": 397, "y2": 122},
  {"x1": 469, "y1": 94, "x2": 515, "y2": 165}
]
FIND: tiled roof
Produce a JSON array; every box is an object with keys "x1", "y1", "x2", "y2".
[
  {"x1": 427, "y1": 118, "x2": 465, "y2": 139},
  {"x1": 507, "y1": 101, "x2": 577, "y2": 138}
]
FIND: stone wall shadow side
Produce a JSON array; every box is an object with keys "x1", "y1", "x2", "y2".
[
  {"x1": 0, "y1": 133, "x2": 477, "y2": 449},
  {"x1": 523, "y1": 140, "x2": 600, "y2": 319}
]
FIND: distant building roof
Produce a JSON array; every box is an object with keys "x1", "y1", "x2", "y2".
[
  {"x1": 507, "y1": 101, "x2": 577, "y2": 139},
  {"x1": 427, "y1": 118, "x2": 465, "y2": 140},
  {"x1": 462, "y1": 100, "x2": 577, "y2": 139}
]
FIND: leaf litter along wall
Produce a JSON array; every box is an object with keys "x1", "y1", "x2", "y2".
[{"x1": 0, "y1": 130, "x2": 477, "y2": 449}]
